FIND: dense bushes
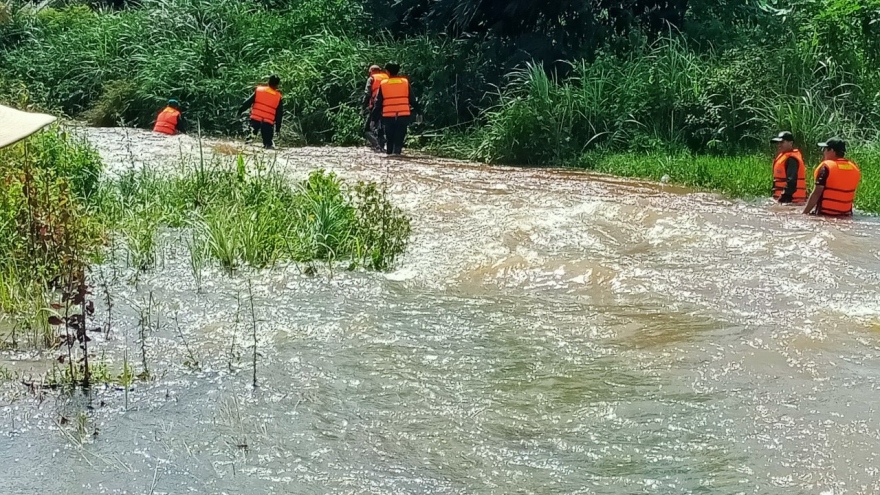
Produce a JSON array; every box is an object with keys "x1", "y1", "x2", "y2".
[
  {"x1": 2, "y1": 0, "x2": 880, "y2": 169},
  {"x1": 466, "y1": 38, "x2": 880, "y2": 164},
  {"x1": 0, "y1": 0, "x2": 497, "y2": 142}
]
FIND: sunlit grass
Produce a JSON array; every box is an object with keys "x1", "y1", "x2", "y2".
[{"x1": 95, "y1": 157, "x2": 412, "y2": 273}]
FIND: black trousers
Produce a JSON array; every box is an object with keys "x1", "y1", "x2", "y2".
[
  {"x1": 364, "y1": 115, "x2": 385, "y2": 150},
  {"x1": 249, "y1": 119, "x2": 275, "y2": 148},
  {"x1": 382, "y1": 117, "x2": 408, "y2": 155}
]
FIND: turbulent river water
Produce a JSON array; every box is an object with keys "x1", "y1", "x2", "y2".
[{"x1": 3, "y1": 128, "x2": 880, "y2": 494}]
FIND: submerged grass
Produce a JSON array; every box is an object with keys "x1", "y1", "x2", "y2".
[
  {"x1": 95, "y1": 156, "x2": 412, "y2": 273},
  {"x1": 0, "y1": 128, "x2": 411, "y2": 349}
]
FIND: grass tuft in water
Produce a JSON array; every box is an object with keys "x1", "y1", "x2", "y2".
[{"x1": 96, "y1": 158, "x2": 412, "y2": 271}]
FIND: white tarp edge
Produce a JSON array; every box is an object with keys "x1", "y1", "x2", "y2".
[{"x1": 0, "y1": 104, "x2": 57, "y2": 149}]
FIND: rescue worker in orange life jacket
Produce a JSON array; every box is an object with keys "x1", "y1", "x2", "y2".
[
  {"x1": 370, "y1": 63, "x2": 422, "y2": 156},
  {"x1": 363, "y1": 65, "x2": 389, "y2": 151},
  {"x1": 238, "y1": 74, "x2": 284, "y2": 149},
  {"x1": 769, "y1": 131, "x2": 806, "y2": 204},
  {"x1": 803, "y1": 137, "x2": 862, "y2": 216},
  {"x1": 152, "y1": 99, "x2": 187, "y2": 135}
]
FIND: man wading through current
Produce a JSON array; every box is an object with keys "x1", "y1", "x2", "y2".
[
  {"x1": 370, "y1": 63, "x2": 422, "y2": 156},
  {"x1": 803, "y1": 137, "x2": 862, "y2": 216},
  {"x1": 238, "y1": 75, "x2": 283, "y2": 149},
  {"x1": 363, "y1": 64, "x2": 389, "y2": 152},
  {"x1": 770, "y1": 131, "x2": 806, "y2": 204}
]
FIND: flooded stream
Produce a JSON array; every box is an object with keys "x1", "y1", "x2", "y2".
[{"x1": 3, "y1": 128, "x2": 880, "y2": 494}]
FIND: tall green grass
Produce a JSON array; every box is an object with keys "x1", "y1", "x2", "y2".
[
  {"x1": 94, "y1": 158, "x2": 412, "y2": 272},
  {"x1": 0, "y1": 0, "x2": 499, "y2": 142},
  {"x1": 467, "y1": 39, "x2": 880, "y2": 165},
  {"x1": 581, "y1": 153, "x2": 769, "y2": 198},
  {"x1": 4, "y1": 0, "x2": 878, "y2": 158}
]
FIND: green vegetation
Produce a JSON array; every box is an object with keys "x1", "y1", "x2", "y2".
[
  {"x1": 0, "y1": 127, "x2": 411, "y2": 351},
  {"x1": 96, "y1": 158, "x2": 411, "y2": 273},
  {"x1": 0, "y1": 0, "x2": 878, "y2": 210},
  {"x1": 0, "y1": 127, "x2": 104, "y2": 346}
]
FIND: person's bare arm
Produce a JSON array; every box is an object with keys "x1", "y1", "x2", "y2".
[{"x1": 803, "y1": 185, "x2": 823, "y2": 214}]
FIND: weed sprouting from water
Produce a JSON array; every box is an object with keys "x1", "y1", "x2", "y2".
[
  {"x1": 119, "y1": 349, "x2": 134, "y2": 411},
  {"x1": 247, "y1": 279, "x2": 258, "y2": 389},
  {"x1": 351, "y1": 182, "x2": 412, "y2": 270},
  {"x1": 198, "y1": 212, "x2": 241, "y2": 274},
  {"x1": 134, "y1": 292, "x2": 158, "y2": 382},
  {"x1": 228, "y1": 290, "x2": 242, "y2": 373},
  {"x1": 173, "y1": 313, "x2": 200, "y2": 371},
  {"x1": 97, "y1": 267, "x2": 113, "y2": 339},
  {"x1": 123, "y1": 207, "x2": 160, "y2": 274},
  {"x1": 186, "y1": 230, "x2": 208, "y2": 292}
]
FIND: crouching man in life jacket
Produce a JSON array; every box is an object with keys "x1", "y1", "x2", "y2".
[
  {"x1": 769, "y1": 131, "x2": 806, "y2": 204},
  {"x1": 803, "y1": 137, "x2": 861, "y2": 216},
  {"x1": 152, "y1": 99, "x2": 187, "y2": 135}
]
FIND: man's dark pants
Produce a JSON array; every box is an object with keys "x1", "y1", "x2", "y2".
[
  {"x1": 382, "y1": 117, "x2": 408, "y2": 155},
  {"x1": 250, "y1": 119, "x2": 275, "y2": 148},
  {"x1": 364, "y1": 115, "x2": 385, "y2": 150}
]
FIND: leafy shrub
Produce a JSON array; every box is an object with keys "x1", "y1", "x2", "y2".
[
  {"x1": 330, "y1": 104, "x2": 365, "y2": 145},
  {"x1": 0, "y1": 128, "x2": 105, "y2": 344}
]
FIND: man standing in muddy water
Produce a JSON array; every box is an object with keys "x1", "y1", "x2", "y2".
[
  {"x1": 370, "y1": 63, "x2": 422, "y2": 156},
  {"x1": 363, "y1": 64, "x2": 388, "y2": 152},
  {"x1": 770, "y1": 131, "x2": 806, "y2": 204},
  {"x1": 803, "y1": 137, "x2": 862, "y2": 216},
  {"x1": 238, "y1": 74, "x2": 284, "y2": 150}
]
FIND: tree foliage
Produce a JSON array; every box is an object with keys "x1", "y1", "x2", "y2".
[{"x1": 366, "y1": 0, "x2": 690, "y2": 60}]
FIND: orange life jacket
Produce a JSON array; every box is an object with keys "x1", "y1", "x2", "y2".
[
  {"x1": 380, "y1": 77, "x2": 411, "y2": 118},
  {"x1": 250, "y1": 85, "x2": 282, "y2": 125},
  {"x1": 153, "y1": 106, "x2": 180, "y2": 135},
  {"x1": 772, "y1": 149, "x2": 806, "y2": 203},
  {"x1": 369, "y1": 72, "x2": 389, "y2": 109},
  {"x1": 815, "y1": 158, "x2": 861, "y2": 216}
]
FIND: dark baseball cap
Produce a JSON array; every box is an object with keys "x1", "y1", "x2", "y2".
[
  {"x1": 770, "y1": 131, "x2": 794, "y2": 143},
  {"x1": 818, "y1": 137, "x2": 846, "y2": 154}
]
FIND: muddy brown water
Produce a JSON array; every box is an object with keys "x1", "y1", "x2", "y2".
[{"x1": 2, "y1": 127, "x2": 880, "y2": 494}]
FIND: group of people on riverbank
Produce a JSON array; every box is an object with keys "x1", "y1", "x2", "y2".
[
  {"x1": 770, "y1": 131, "x2": 862, "y2": 216},
  {"x1": 151, "y1": 63, "x2": 422, "y2": 155}
]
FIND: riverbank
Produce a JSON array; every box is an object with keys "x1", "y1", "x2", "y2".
[
  {"x1": 583, "y1": 149, "x2": 880, "y2": 215},
  {"x1": 2, "y1": 0, "x2": 879, "y2": 217}
]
